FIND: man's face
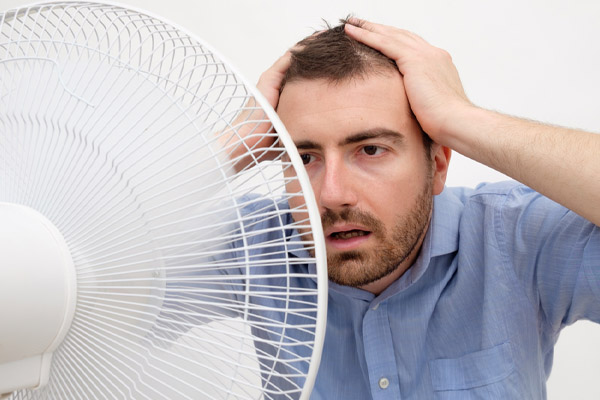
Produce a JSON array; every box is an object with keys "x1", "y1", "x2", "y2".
[{"x1": 278, "y1": 72, "x2": 447, "y2": 293}]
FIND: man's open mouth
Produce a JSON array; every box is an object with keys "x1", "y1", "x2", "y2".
[{"x1": 330, "y1": 230, "x2": 370, "y2": 240}]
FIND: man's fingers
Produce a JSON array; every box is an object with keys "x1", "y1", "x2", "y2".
[
  {"x1": 346, "y1": 17, "x2": 394, "y2": 35},
  {"x1": 345, "y1": 20, "x2": 433, "y2": 70},
  {"x1": 347, "y1": 17, "x2": 425, "y2": 44},
  {"x1": 344, "y1": 23, "x2": 402, "y2": 60},
  {"x1": 256, "y1": 49, "x2": 295, "y2": 108},
  {"x1": 347, "y1": 17, "x2": 379, "y2": 32},
  {"x1": 270, "y1": 50, "x2": 293, "y2": 75},
  {"x1": 347, "y1": 17, "x2": 420, "y2": 40}
]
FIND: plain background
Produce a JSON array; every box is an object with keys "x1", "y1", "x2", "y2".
[{"x1": 1, "y1": 0, "x2": 598, "y2": 398}]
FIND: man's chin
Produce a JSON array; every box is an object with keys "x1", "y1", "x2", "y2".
[
  {"x1": 328, "y1": 249, "x2": 364, "y2": 263},
  {"x1": 326, "y1": 252, "x2": 373, "y2": 287}
]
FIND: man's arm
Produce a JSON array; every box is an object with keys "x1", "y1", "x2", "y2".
[{"x1": 345, "y1": 19, "x2": 600, "y2": 226}]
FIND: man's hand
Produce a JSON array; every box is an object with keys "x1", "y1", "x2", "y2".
[
  {"x1": 347, "y1": 17, "x2": 600, "y2": 226},
  {"x1": 257, "y1": 50, "x2": 293, "y2": 110},
  {"x1": 221, "y1": 51, "x2": 293, "y2": 172},
  {"x1": 344, "y1": 18, "x2": 472, "y2": 146}
]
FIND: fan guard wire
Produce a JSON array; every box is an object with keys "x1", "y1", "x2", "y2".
[{"x1": 0, "y1": 2, "x2": 327, "y2": 399}]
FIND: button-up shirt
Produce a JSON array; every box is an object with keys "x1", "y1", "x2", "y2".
[
  {"x1": 305, "y1": 181, "x2": 600, "y2": 399},
  {"x1": 164, "y1": 181, "x2": 600, "y2": 399}
]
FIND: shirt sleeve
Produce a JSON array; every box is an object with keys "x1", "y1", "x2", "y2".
[
  {"x1": 152, "y1": 194, "x2": 300, "y2": 344},
  {"x1": 494, "y1": 184, "x2": 600, "y2": 334},
  {"x1": 150, "y1": 195, "x2": 268, "y2": 343}
]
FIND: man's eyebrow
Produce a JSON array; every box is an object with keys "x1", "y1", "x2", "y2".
[
  {"x1": 294, "y1": 140, "x2": 323, "y2": 151},
  {"x1": 293, "y1": 128, "x2": 405, "y2": 150},
  {"x1": 340, "y1": 128, "x2": 406, "y2": 146}
]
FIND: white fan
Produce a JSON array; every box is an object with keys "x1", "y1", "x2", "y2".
[{"x1": 0, "y1": 2, "x2": 327, "y2": 399}]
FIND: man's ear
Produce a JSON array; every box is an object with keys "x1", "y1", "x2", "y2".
[{"x1": 431, "y1": 144, "x2": 451, "y2": 195}]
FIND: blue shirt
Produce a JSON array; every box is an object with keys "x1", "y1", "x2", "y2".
[
  {"x1": 163, "y1": 181, "x2": 600, "y2": 399},
  {"x1": 309, "y1": 181, "x2": 600, "y2": 399}
]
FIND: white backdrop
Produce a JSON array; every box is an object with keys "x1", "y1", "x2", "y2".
[{"x1": 1, "y1": 0, "x2": 598, "y2": 398}]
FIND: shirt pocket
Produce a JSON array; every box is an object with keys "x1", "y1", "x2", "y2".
[{"x1": 429, "y1": 342, "x2": 515, "y2": 396}]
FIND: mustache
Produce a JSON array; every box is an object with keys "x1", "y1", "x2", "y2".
[{"x1": 321, "y1": 208, "x2": 384, "y2": 235}]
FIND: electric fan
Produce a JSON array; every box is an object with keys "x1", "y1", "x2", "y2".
[{"x1": 0, "y1": 2, "x2": 327, "y2": 399}]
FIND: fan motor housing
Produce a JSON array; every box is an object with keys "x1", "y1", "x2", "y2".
[{"x1": 0, "y1": 203, "x2": 77, "y2": 396}]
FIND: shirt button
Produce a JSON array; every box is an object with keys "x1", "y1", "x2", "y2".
[
  {"x1": 378, "y1": 377, "x2": 389, "y2": 389},
  {"x1": 372, "y1": 303, "x2": 379, "y2": 310}
]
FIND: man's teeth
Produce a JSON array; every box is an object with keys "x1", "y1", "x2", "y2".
[{"x1": 332, "y1": 230, "x2": 368, "y2": 239}]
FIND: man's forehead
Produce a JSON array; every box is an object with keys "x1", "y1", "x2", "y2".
[
  {"x1": 277, "y1": 72, "x2": 419, "y2": 147},
  {"x1": 278, "y1": 73, "x2": 410, "y2": 115},
  {"x1": 281, "y1": 70, "x2": 403, "y2": 96}
]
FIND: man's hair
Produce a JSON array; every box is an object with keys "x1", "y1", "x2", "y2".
[
  {"x1": 281, "y1": 19, "x2": 397, "y2": 88},
  {"x1": 281, "y1": 17, "x2": 433, "y2": 153}
]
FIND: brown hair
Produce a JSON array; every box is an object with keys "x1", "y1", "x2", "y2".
[
  {"x1": 281, "y1": 18, "x2": 397, "y2": 88},
  {"x1": 281, "y1": 17, "x2": 433, "y2": 152}
]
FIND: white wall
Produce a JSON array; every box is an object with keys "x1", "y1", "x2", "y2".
[{"x1": 1, "y1": 0, "x2": 598, "y2": 398}]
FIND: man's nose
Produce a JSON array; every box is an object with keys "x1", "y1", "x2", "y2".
[{"x1": 318, "y1": 158, "x2": 358, "y2": 211}]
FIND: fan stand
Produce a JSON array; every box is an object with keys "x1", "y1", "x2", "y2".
[{"x1": 0, "y1": 203, "x2": 77, "y2": 397}]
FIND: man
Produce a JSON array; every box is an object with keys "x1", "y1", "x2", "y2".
[{"x1": 234, "y1": 17, "x2": 600, "y2": 398}]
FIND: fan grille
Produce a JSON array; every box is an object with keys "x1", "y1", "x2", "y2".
[{"x1": 0, "y1": 2, "x2": 325, "y2": 399}]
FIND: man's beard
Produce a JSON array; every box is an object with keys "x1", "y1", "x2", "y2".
[{"x1": 322, "y1": 181, "x2": 433, "y2": 288}]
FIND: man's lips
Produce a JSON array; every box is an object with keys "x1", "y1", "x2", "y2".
[
  {"x1": 324, "y1": 224, "x2": 372, "y2": 251},
  {"x1": 324, "y1": 224, "x2": 370, "y2": 237}
]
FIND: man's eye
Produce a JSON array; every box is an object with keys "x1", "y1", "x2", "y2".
[
  {"x1": 361, "y1": 145, "x2": 384, "y2": 156},
  {"x1": 300, "y1": 154, "x2": 315, "y2": 165}
]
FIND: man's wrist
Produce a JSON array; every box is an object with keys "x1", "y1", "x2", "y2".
[{"x1": 431, "y1": 102, "x2": 484, "y2": 151}]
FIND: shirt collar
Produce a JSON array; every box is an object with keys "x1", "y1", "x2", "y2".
[
  {"x1": 395, "y1": 186, "x2": 463, "y2": 291},
  {"x1": 425, "y1": 186, "x2": 463, "y2": 258}
]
